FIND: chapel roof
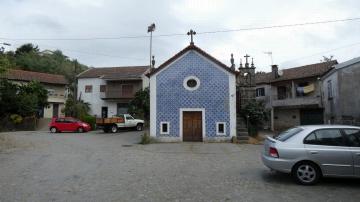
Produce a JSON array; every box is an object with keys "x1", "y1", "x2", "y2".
[{"x1": 147, "y1": 44, "x2": 237, "y2": 77}]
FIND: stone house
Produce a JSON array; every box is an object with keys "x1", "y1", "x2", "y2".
[
  {"x1": 255, "y1": 61, "x2": 337, "y2": 131},
  {"x1": 322, "y1": 57, "x2": 360, "y2": 125},
  {"x1": 77, "y1": 66, "x2": 149, "y2": 118},
  {"x1": 148, "y1": 44, "x2": 237, "y2": 142},
  {"x1": 2, "y1": 69, "x2": 69, "y2": 118}
]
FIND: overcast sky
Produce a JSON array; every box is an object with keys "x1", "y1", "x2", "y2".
[{"x1": 1, "y1": 0, "x2": 360, "y2": 72}]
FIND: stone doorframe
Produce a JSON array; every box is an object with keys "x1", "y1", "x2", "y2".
[{"x1": 179, "y1": 108, "x2": 206, "y2": 141}]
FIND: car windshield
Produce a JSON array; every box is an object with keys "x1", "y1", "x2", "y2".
[{"x1": 275, "y1": 127, "x2": 303, "y2": 142}]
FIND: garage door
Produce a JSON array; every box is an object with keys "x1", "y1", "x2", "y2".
[{"x1": 300, "y1": 109, "x2": 324, "y2": 125}]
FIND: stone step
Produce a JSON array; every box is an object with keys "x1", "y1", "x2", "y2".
[
  {"x1": 237, "y1": 136, "x2": 249, "y2": 141},
  {"x1": 238, "y1": 132, "x2": 249, "y2": 137},
  {"x1": 236, "y1": 128, "x2": 249, "y2": 133}
]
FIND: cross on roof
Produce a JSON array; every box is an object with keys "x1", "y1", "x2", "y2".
[
  {"x1": 187, "y1": 29, "x2": 196, "y2": 45},
  {"x1": 244, "y1": 54, "x2": 250, "y2": 67}
]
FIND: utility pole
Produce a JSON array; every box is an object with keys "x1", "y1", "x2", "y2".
[{"x1": 147, "y1": 23, "x2": 156, "y2": 68}]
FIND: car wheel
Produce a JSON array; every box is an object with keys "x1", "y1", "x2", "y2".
[
  {"x1": 136, "y1": 124, "x2": 143, "y2": 131},
  {"x1": 292, "y1": 162, "x2": 321, "y2": 185},
  {"x1": 77, "y1": 127, "x2": 84, "y2": 133},
  {"x1": 50, "y1": 127, "x2": 57, "y2": 133},
  {"x1": 111, "y1": 125, "x2": 118, "y2": 133}
]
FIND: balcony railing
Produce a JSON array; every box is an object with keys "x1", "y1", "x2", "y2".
[
  {"x1": 100, "y1": 89, "x2": 135, "y2": 99},
  {"x1": 272, "y1": 96, "x2": 321, "y2": 107}
]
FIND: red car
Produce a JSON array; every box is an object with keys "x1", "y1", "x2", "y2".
[{"x1": 49, "y1": 117, "x2": 91, "y2": 133}]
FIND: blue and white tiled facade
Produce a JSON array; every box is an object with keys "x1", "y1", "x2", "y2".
[{"x1": 150, "y1": 48, "x2": 236, "y2": 142}]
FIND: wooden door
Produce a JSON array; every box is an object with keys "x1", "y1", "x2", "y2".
[{"x1": 183, "y1": 112, "x2": 202, "y2": 142}]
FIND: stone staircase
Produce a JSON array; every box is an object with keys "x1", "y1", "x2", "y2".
[{"x1": 236, "y1": 116, "x2": 249, "y2": 143}]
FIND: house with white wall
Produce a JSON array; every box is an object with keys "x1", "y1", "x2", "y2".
[
  {"x1": 2, "y1": 69, "x2": 69, "y2": 118},
  {"x1": 77, "y1": 66, "x2": 149, "y2": 118}
]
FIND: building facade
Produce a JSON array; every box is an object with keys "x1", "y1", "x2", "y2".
[
  {"x1": 2, "y1": 69, "x2": 68, "y2": 118},
  {"x1": 255, "y1": 61, "x2": 337, "y2": 131},
  {"x1": 322, "y1": 57, "x2": 360, "y2": 126},
  {"x1": 77, "y1": 66, "x2": 149, "y2": 118},
  {"x1": 148, "y1": 44, "x2": 237, "y2": 142}
]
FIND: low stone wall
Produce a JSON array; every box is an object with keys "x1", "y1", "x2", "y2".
[{"x1": 0, "y1": 116, "x2": 37, "y2": 132}]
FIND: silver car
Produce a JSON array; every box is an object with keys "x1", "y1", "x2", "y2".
[{"x1": 262, "y1": 125, "x2": 360, "y2": 185}]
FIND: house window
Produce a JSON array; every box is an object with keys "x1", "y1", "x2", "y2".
[
  {"x1": 85, "y1": 85, "x2": 92, "y2": 93},
  {"x1": 100, "y1": 85, "x2": 106, "y2": 92},
  {"x1": 160, "y1": 122, "x2": 170, "y2": 135},
  {"x1": 256, "y1": 88, "x2": 265, "y2": 97},
  {"x1": 216, "y1": 122, "x2": 226, "y2": 136},
  {"x1": 327, "y1": 80, "x2": 333, "y2": 99},
  {"x1": 47, "y1": 89, "x2": 55, "y2": 96},
  {"x1": 277, "y1": 86, "x2": 287, "y2": 100},
  {"x1": 122, "y1": 85, "x2": 133, "y2": 97},
  {"x1": 183, "y1": 76, "x2": 200, "y2": 91}
]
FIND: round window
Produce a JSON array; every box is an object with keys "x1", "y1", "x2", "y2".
[
  {"x1": 183, "y1": 76, "x2": 200, "y2": 91},
  {"x1": 187, "y1": 79, "x2": 197, "y2": 88}
]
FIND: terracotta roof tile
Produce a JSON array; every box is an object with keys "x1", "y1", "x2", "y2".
[
  {"x1": 77, "y1": 66, "x2": 149, "y2": 79},
  {"x1": 255, "y1": 60, "x2": 337, "y2": 84},
  {"x1": 2, "y1": 69, "x2": 68, "y2": 85}
]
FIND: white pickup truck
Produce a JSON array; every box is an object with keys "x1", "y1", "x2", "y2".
[{"x1": 96, "y1": 114, "x2": 145, "y2": 133}]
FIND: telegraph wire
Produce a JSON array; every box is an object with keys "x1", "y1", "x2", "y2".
[
  {"x1": 1, "y1": 17, "x2": 360, "y2": 41},
  {"x1": 281, "y1": 41, "x2": 360, "y2": 64}
]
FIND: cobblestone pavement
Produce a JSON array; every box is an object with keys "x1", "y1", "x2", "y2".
[{"x1": 0, "y1": 130, "x2": 360, "y2": 202}]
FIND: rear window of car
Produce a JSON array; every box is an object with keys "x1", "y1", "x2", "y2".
[
  {"x1": 275, "y1": 127, "x2": 303, "y2": 142},
  {"x1": 304, "y1": 129, "x2": 345, "y2": 146}
]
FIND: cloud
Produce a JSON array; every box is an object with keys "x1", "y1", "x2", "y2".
[{"x1": 1, "y1": 0, "x2": 360, "y2": 70}]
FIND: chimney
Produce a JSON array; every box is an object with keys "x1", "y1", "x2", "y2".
[{"x1": 272, "y1": 65, "x2": 279, "y2": 78}]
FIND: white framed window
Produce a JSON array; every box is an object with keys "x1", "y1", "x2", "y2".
[
  {"x1": 216, "y1": 122, "x2": 226, "y2": 136},
  {"x1": 160, "y1": 122, "x2": 170, "y2": 135},
  {"x1": 47, "y1": 89, "x2": 55, "y2": 96},
  {"x1": 327, "y1": 80, "x2": 333, "y2": 99},
  {"x1": 183, "y1": 76, "x2": 200, "y2": 91}
]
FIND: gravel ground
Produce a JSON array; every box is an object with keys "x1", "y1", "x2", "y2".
[{"x1": 0, "y1": 130, "x2": 360, "y2": 202}]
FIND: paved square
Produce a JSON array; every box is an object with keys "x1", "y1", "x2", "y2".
[{"x1": 0, "y1": 131, "x2": 359, "y2": 202}]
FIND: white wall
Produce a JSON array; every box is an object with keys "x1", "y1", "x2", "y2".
[
  {"x1": 77, "y1": 78, "x2": 116, "y2": 117},
  {"x1": 78, "y1": 74, "x2": 149, "y2": 117}
]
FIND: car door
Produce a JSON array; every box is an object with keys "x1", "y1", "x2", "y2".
[
  {"x1": 343, "y1": 129, "x2": 360, "y2": 176},
  {"x1": 125, "y1": 115, "x2": 136, "y2": 127},
  {"x1": 303, "y1": 128, "x2": 353, "y2": 176},
  {"x1": 55, "y1": 118, "x2": 66, "y2": 131},
  {"x1": 64, "y1": 118, "x2": 76, "y2": 131}
]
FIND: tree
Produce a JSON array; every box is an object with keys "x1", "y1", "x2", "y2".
[
  {"x1": 63, "y1": 94, "x2": 90, "y2": 118},
  {"x1": 321, "y1": 55, "x2": 334, "y2": 62},
  {"x1": 241, "y1": 101, "x2": 269, "y2": 136},
  {"x1": 0, "y1": 80, "x2": 19, "y2": 115},
  {"x1": 0, "y1": 80, "x2": 48, "y2": 117},
  {"x1": 128, "y1": 87, "x2": 150, "y2": 120},
  {"x1": 15, "y1": 43, "x2": 39, "y2": 56},
  {"x1": 0, "y1": 54, "x2": 11, "y2": 74}
]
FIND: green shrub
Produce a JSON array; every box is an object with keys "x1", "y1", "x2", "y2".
[
  {"x1": 248, "y1": 123, "x2": 258, "y2": 137},
  {"x1": 80, "y1": 115, "x2": 96, "y2": 130},
  {"x1": 9, "y1": 114, "x2": 23, "y2": 124}
]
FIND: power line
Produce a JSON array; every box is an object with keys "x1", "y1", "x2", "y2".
[
  {"x1": 1, "y1": 17, "x2": 360, "y2": 41},
  {"x1": 281, "y1": 41, "x2": 360, "y2": 64}
]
